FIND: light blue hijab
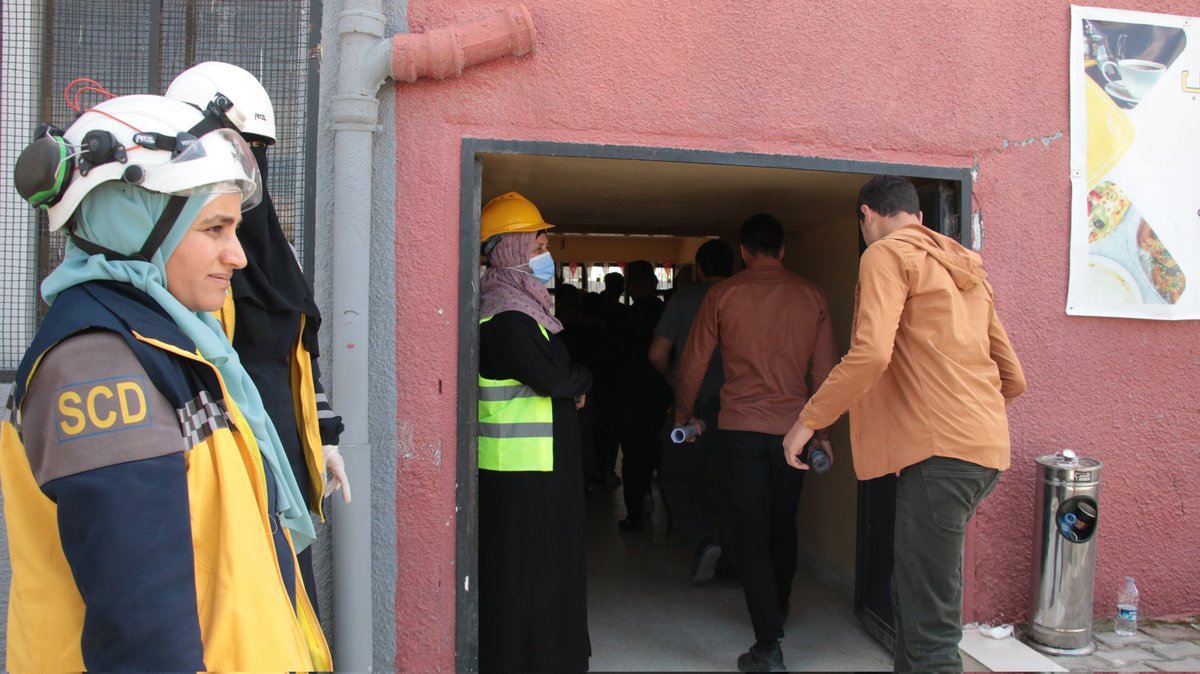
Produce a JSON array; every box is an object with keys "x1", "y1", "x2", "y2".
[{"x1": 42, "y1": 182, "x2": 316, "y2": 552}]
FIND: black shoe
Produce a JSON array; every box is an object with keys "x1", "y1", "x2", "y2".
[
  {"x1": 737, "y1": 641, "x2": 785, "y2": 672},
  {"x1": 692, "y1": 541, "x2": 722, "y2": 585},
  {"x1": 617, "y1": 517, "x2": 644, "y2": 533}
]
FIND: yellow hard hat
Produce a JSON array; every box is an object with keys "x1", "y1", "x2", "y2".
[{"x1": 480, "y1": 192, "x2": 554, "y2": 244}]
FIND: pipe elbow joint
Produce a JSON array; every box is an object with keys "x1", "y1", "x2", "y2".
[
  {"x1": 332, "y1": 38, "x2": 392, "y2": 126},
  {"x1": 391, "y1": 3, "x2": 536, "y2": 83}
]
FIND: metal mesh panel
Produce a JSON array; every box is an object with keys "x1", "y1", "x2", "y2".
[
  {"x1": 0, "y1": 1, "x2": 57, "y2": 377},
  {"x1": 157, "y1": 1, "x2": 315, "y2": 247},
  {"x1": 0, "y1": 0, "x2": 318, "y2": 377}
]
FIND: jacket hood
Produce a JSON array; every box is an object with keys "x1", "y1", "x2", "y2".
[{"x1": 886, "y1": 224, "x2": 986, "y2": 290}]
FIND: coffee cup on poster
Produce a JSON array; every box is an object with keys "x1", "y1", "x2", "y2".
[{"x1": 1102, "y1": 58, "x2": 1167, "y2": 99}]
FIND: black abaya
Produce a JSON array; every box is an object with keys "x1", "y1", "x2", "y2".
[
  {"x1": 478, "y1": 311, "x2": 592, "y2": 673},
  {"x1": 229, "y1": 148, "x2": 341, "y2": 618},
  {"x1": 234, "y1": 306, "x2": 322, "y2": 614}
]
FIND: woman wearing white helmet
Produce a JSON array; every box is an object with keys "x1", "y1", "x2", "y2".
[
  {"x1": 165, "y1": 60, "x2": 277, "y2": 143},
  {"x1": 167, "y1": 62, "x2": 350, "y2": 619},
  {"x1": 2, "y1": 95, "x2": 331, "y2": 670}
]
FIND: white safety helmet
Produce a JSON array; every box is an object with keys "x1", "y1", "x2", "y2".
[
  {"x1": 165, "y1": 61, "x2": 277, "y2": 144},
  {"x1": 14, "y1": 94, "x2": 261, "y2": 232}
]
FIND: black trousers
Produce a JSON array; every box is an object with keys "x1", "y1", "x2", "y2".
[
  {"x1": 660, "y1": 398, "x2": 728, "y2": 554},
  {"x1": 620, "y1": 408, "x2": 665, "y2": 519},
  {"x1": 719, "y1": 429, "x2": 805, "y2": 642},
  {"x1": 596, "y1": 401, "x2": 621, "y2": 475}
]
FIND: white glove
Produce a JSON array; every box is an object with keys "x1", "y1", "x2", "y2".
[{"x1": 323, "y1": 445, "x2": 352, "y2": 503}]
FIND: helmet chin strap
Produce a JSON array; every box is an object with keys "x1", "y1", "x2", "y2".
[{"x1": 68, "y1": 195, "x2": 188, "y2": 263}]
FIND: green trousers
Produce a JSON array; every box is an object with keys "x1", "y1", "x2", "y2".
[{"x1": 892, "y1": 456, "x2": 1001, "y2": 673}]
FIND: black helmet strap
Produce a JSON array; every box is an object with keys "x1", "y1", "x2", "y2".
[
  {"x1": 185, "y1": 92, "x2": 238, "y2": 139},
  {"x1": 69, "y1": 195, "x2": 189, "y2": 263}
]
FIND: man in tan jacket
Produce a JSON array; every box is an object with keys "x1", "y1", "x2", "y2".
[{"x1": 783, "y1": 175, "x2": 1025, "y2": 673}]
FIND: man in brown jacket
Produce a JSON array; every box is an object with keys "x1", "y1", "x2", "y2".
[
  {"x1": 783, "y1": 175, "x2": 1025, "y2": 673},
  {"x1": 676, "y1": 213, "x2": 837, "y2": 673}
]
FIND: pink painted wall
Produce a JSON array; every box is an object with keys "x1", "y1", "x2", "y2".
[{"x1": 390, "y1": 0, "x2": 1200, "y2": 668}]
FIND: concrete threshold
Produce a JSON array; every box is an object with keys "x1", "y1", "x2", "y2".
[{"x1": 959, "y1": 626, "x2": 1068, "y2": 672}]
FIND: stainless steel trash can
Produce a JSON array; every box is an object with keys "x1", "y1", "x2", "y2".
[{"x1": 1027, "y1": 449, "x2": 1102, "y2": 656}]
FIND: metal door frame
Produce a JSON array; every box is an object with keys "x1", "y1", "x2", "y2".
[{"x1": 455, "y1": 137, "x2": 974, "y2": 670}]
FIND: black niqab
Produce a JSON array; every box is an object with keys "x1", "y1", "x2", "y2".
[{"x1": 234, "y1": 146, "x2": 322, "y2": 353}]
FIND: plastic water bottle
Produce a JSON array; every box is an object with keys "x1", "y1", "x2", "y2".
[
  {"x1": 670, "y1": 419, "x2": 704, "y2": 444},
  {"x1": 1115, "y1": 577, "x2": 1139, "y2": 636},
  {"x1": 806, "y1": 440, "x2": 831, "y2": 474}
]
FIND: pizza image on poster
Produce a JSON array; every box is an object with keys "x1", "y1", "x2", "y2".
[
  {"x1": 1083, "y1": 180, "x2": 1187, "y2": 306},
  {"x1": 1087, "y1": 181, "x2": 1129, "y2": 243}
]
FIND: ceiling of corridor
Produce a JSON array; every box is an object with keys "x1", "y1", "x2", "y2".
[{"x1": 480, "y1": 153, "x2": 875, "y2": 237}]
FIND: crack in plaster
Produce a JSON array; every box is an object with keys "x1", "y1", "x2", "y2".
[{"x1": 1001, "y1": 131, "x2": 1064, "y2": 149}]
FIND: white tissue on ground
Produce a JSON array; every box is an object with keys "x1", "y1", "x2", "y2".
[{"x1": 977, "y1": 623, "x2": 1014, "y2": 639}]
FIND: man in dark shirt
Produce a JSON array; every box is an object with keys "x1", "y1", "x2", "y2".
[
  {"x1": 615, "y1": 260, "x2": 668, "y2": 531},
  {"x1": 591, "y1": 271, "x2": 630, "y2": 488},
  {"x1": 675, "y1": 214, "x2": 837, "y2": 673},
  {"x1": 650, "y1": 239, "x2": 734, "y2": 584}
]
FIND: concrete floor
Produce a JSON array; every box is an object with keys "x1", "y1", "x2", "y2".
[{"x1": 585, "y1": 483, "x2": 894, "y2": 672}]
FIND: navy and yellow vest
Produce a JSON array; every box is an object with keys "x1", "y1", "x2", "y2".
[
  {"x1": 477, "y1": 315, "x2": 554, "y2": 471},
  {"x1": 2, "y1": 280, "x2": 330, "y2": 671},
  {"x1": 13, "y1": 283, "x2": 221, "y2": 411}
]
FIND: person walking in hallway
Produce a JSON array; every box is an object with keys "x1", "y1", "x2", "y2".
[
  {"x1": 590, "y1": 270, "x2": 628, "y2": 490},
  {"x1": 614, "y1": 260, "x2": 669, "y2": 532},
  {"x1": 650, "y1": 239, "x2": 735, "y2": 583},
  {"x1": 676, "y1": 214, "x2": 838, "y2": 672},
  {"x1": 784, "y1": 175, "x2": 1026, "y2": 673}
]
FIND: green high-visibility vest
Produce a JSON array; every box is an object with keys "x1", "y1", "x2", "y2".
[{"x1": 478, "y1": 316, "x2": 554, "y2": 471}]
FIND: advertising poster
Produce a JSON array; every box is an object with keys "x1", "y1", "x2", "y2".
[{"x1": 1068, "y1": 6, "x2": 1199, "y2": 319}]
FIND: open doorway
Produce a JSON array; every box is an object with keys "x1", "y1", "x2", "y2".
[{"x1": 454, "y1": 139, "x2": 971, "y2": 671}]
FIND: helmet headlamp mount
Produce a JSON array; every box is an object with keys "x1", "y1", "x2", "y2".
[
  {"x1": 77, "y1": 129, "x2": 127, "y2": 176},
  {"x1": 183, "y1": 91, "x2": 247, "y2": 140}
]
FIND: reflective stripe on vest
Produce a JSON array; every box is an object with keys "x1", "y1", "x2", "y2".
[{"x1": 478, "y1": 316, "x2": 553, "y2": 471}]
